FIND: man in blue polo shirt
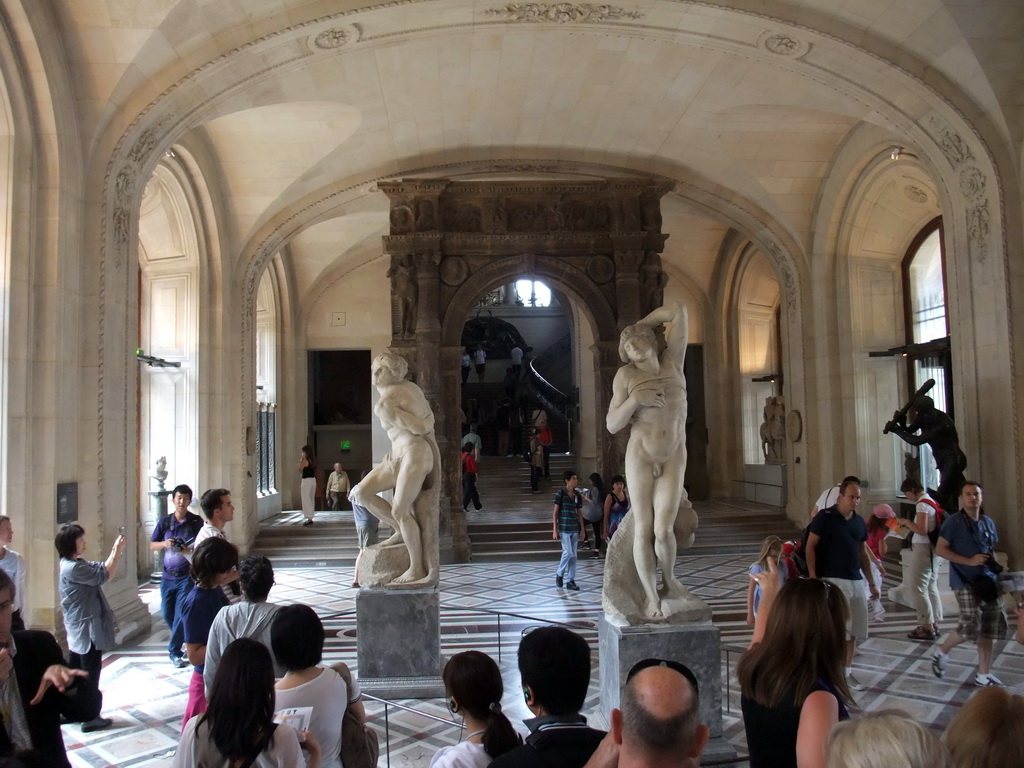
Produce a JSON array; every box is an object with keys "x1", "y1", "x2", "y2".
[
  {"x1": 149, "y1": 484, "x2": 204, "y2": 668},
  {"x1": 932, "y1": 480, "x2": 1007, "y2": 686},
  {"x1": 805, "y1": 478, "x2": 877, "y2": 691}
]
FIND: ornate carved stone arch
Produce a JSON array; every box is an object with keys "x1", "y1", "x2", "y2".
[{"x1": 379, "y1": 176, "x2": 669, "y2": 561}]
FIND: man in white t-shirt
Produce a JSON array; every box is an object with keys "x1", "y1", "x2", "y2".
[
  {"x1": 810, "y1": 475, "x2": 861, "y2": 522},
  {"x1": 900, "y1": 477, "x2": 944, "y2": 641},
  {"x1": 196, "y1": 488, "x2": 241, "y2": 603},
  {"x1": 510, "y1": 344, "x2": 524, "y2": 378},
  {"x1": 473, "y1": 345, "x2": 486, "y2": 382}
]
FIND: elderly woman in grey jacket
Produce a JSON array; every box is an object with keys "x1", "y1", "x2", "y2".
[{"x1": 55, "y1": 523, "x2": 125, "y2": 732}]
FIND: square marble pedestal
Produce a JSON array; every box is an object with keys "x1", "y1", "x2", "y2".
[
  {"x1": 599, "y1": 614, "x2": 735, "y2": 762},
  {"x1": 356, "y1": 587, "x2": 445, "y2": 698}
]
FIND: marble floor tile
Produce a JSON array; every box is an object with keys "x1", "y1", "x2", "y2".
[{"x1": 59, "y1": 499, "x2": 1021, "y2": 766}]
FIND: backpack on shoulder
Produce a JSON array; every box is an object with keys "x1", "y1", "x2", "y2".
[
  {"x1": 330, "y1": 661, "x2": 379, "y2": 768},
  {"x1": 918, "y1": 497, "x2": 944, "y2": 547}
]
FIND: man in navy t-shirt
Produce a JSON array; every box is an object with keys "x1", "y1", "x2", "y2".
[
  {"x1": 149, "y1": 484, "x2": 204, "y2": 668},
  {"x1": 932, "y1": 481, "x2": 1008, "y2": 686},
  {"x1": 806, "y1": 479, "x2": 877, "y2": 691}
]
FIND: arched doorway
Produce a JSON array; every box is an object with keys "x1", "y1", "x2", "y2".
[{"x1": 378, "y1": 176, "x2": 669, "y2": 560}]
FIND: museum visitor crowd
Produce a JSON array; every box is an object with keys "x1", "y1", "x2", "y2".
[{"x1": 0, "y1": 464, "x2": 1019, "y2": 765}]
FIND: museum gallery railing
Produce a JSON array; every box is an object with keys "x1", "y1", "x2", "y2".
[{"x1": 351, "y1": 606, "x2": 750, "y2": 767}]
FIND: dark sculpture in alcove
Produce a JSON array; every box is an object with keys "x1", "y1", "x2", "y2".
[
  {"x1": 884, "y1": 380, "x2": 967, "y2": 511},
  {"x1": 460, "y1": 314, "x2": 531, "y2": 360}
]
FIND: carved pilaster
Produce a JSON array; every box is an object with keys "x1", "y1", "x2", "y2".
[
  {"x1": 441, "y1": 345, "x2": 470, "y2": 562},
  {"x1": 594, "y1": 341, "x2": 624, "y2": 476},
  {"x1": 613, "y1": 248, "x2": 644, "y2": 328}
]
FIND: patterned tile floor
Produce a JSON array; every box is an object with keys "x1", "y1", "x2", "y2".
[{"x1": 64, "y1": 503, "x2": 1023, "y2": 767}]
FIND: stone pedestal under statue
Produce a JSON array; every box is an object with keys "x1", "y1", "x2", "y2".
[
  {"x1": 598, "y1": 615, "x2": 735, "y2": 763},
  {"x1": 356, "y1": 587, "x2": 444, "y2": 698}
]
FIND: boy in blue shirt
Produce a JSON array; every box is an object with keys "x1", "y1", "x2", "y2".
[{"x1": 553, "y1": 471, "x2": 588, "y2": 591}]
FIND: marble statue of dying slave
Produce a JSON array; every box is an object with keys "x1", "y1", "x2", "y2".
[
  {"x1": 604, "y1": 303, "x2": 709, "y2": 624},
  {"x1": 349, "y1": 352, "x2": 440, "y2": 587}
]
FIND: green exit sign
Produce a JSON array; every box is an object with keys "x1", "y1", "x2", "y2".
[{"x1": 340, "y1": 440, "x2": 351, "y2": 451}]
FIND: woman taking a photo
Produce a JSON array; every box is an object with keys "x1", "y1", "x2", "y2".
[
  {"x1": 175, "y1": 637, "x2": 321, "y2": 768},
  {"x1": 55, "y1": 523, "x2": 126, "y2": 732},
  {"x1": 299, "y1": 445, "x2": 318, "y2": 526},
  {"x1": 431, "y1": 651, "x2": 519, "y2": 768},
  {"x1": 737, "y1": 559, "x2": 852, "y2": 768}
]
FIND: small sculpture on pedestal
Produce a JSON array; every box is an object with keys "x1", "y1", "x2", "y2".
[
  {"x1": 350, "y1": 352, "x2": 440, "y2": 587},
  {"x1": 884, "y1": 379, "x2": 966, "y2": 511},
  {"x1": 759, "y1": 396, "x2": 786, "y2": 463},
  {"x1": 604, "y1": 303, "x2": 708, "y2": 624},
  {"x1": 150, "y1": 456, "x2": 168, "y2": 491}
]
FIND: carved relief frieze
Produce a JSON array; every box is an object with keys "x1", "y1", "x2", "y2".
[
  {"x1": 587, "y1": 255, "x2": 616, "y2": 284},
  {"x1": 390, "y1": 205, "x2": 414, "y2": 233},
  {"x1": 485, "y1": 3, "x2": 643, "y2": 24},
  {"x1": 903, "y1": 185, "x2": 927, "y2": 204},
  {"x1": 112, "y1": 206, "x2": 133, "y2": 253},
  {"x1": 439, "y1": 256, "x2": 470, "y2": 286},
  {"x1": 764, "y1": 241, "x2": 798, "y2": 312},
  {"x1": 613, "y1": 249, "x2": 643, "y2": 273},
  {"x1": 473, "y1": 163, "x2": 567, "y2": 173},
  {"x1": 384, "y1": 177, "x2": 668, "y2": 259},
  {"x1": 312, "y1": 26, "x2": 359, "y2": 49},
  {"x1": 757, "y1": 30, "x2": 810, "y2": 58},
  {"x1": 639, "y1": 251, "x2": 667, "y2": 315},
  {"x1": 967, "y1": 200, "x2": 990, "y2": 262},
  {"x1": 414, "y1": 199, "x2": 438, "y2": 231},
  {"x1": 927, "y1": 116, "x2": 975, "y2": 168},
  {"x1": 442, "y1": 201, "x2": 483, "y2": 232},
  {"x1": 413, "y1": 251, "x2": 442, "y2": 270},
  {"x1": 959, "y1": 167, "x2": 986, "y2": 202}
]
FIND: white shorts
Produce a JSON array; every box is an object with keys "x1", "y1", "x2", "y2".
[{"x1": 824, "y1": 577, "x2": 869, "y2": 642}]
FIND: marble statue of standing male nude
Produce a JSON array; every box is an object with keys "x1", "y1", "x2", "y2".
[
  {"x1": 349, "y1": 352, "x2": 438, "y2": 585},
  {"x1": 606, "y1": 303, "x2": 691, "y2": 620}
]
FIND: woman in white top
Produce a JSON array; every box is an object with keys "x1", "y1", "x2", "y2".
[
  {"x1": 431, "y1": 651, "x2": 520, "y2": 768},
  {"x1": 175, "y1": 637, "x2": 321, "y2": 768},
  {"x1": 900, "y1": 477, "x2": 944, "y2": 640},
  {"x1": 272, "y1": 604, "x2": 364, "y2": 768}
]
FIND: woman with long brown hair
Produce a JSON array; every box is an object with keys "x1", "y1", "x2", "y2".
[{"x1": 737, "y1": 561, "x2": 853, "y2": 768}]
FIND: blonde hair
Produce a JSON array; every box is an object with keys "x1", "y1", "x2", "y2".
[
  {"x1": 827, "y1": 710, "x2": 952, "y2": 768},
  {"x1": 756, "y1": 535, "x2": 783, "y2": 570},
  {"x1": 945, "y1": 687, "x2": 1024, "y2": 768}
]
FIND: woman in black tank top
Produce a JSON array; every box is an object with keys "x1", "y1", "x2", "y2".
[
  {"x1": 299, "y1": 445, "x2": 317, "y2": 526},
  {"x1": 737, "y1": 571, "x2": 852, "y2": 768}
]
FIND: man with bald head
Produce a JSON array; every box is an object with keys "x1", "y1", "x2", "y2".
[{"x1": 583, "y1": 659, "x2": 708, "y2": 768}]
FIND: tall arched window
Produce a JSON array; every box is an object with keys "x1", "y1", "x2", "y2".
[
  {"x1": 255, "y1": 270, "x2": 278, "y2": 496},
  {"x1": 901, "y1": 217, "x2": 950, "y2": 492},
  {"x1": 515, "y1": 279, "x2": 552, "y2": 307}
]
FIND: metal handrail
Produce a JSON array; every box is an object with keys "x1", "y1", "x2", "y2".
[{"x1": 350, "y1": 605, "x2": 748, "y2": 766}]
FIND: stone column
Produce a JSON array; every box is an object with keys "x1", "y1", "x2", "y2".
[
  {"x1": 592, "y1": 340, "x2": 622, "y2": 477},
  {"x1": 612, "y1": 241, "x2": 644, "y2": 329},
  {"x1": 442, "y1": 344, "x2": 470, "y2": 562}
]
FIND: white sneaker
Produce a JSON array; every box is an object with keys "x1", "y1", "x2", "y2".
[
  {"x1": 974, "y1": 672, "x2": 1005, "y2": 687},
  {"x1": 846, "y1": 673, "x2": 865, "y2": 692}
]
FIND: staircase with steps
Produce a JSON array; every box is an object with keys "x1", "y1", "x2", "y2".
[
  {"x1": 467, "y1": 455, "x2": 801, "y2": 562},
  {"x1": 252, "y1": 511, "x2": 394, "y2": 568},
  {"x1": 252, "y1": 455, "x2": 800, "y2": 567}
]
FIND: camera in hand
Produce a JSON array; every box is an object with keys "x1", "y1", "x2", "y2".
[{"x1": 169, "y1": 538, "x2": 186, "y2": 553}]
